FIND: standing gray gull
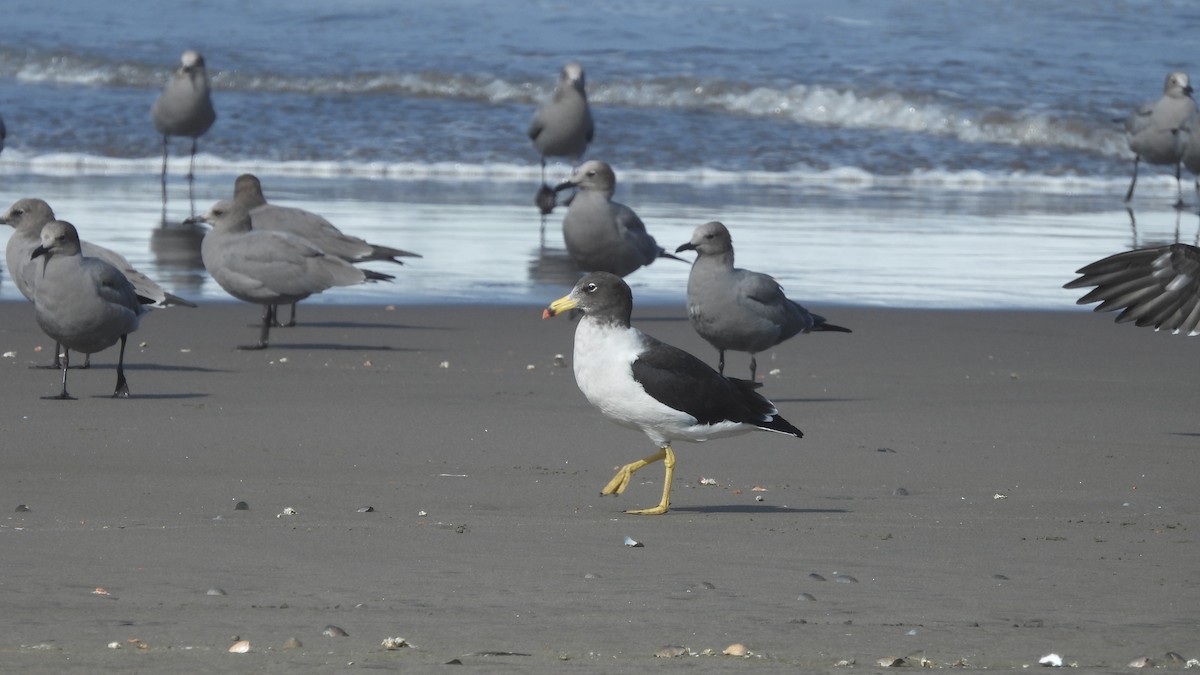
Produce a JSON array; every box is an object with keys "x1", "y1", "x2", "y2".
[
  {"x1": 555, "y1": 160, "x2": 683, "y2": 277},
  {"x1": 231, "y1": 174, "x2": 420, "y2": 326},
  {"x1": 1065, "y1": 244, "x2": 1200, "y2": 335},
  {"x1": 30, "y1": 221, "x2": 148, "y2": 399},
  {"x1": 192, "y1": 199, "x2": 394, "y2": 350},
  {"x1": 152, "y1": 50, "x2": 217, "y2": 221},
  {"x1": 543, "y1": 272, "x2": 803, "y2": 515},
  {"x1": 3, "y1": 197, "x2": 194, "y2": 369},
  {"x1": 1174, "y1": 110, "x2": 1200, "y2": 202},
  {"x1": 676, "y1": 221, "x2": 851, "y2": 380},
  {"x1": 528, "y1": 62, "x2": 594, "y2": 215},
  {"x1": 1122, "y1": 71, "x2": 1195, "y2": 205}
]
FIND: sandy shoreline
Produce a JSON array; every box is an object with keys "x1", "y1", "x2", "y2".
[{"x1": 0, "y1": 299, "x2": 1196, "y2": 672}]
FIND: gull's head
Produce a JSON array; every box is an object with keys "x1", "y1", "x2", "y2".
[
  {"x1": 181, "y1": 50, "x2": 207, "y2": 71},
  {"x1": 2, "y1": 198, "x2": 55, "y2": 230},
  {"x1": 561, "y1": 62, "x2": 586, "y2": 89},
  {"x1": 233, "y1": 173, "x2": 267, "y2": 208},
  {"x1": 188, "y1": 199, "x2": 251, "y2": 232},
  {"x1": 32, "y1": 220, "x2": 81, "y2": 260},
  {"x1": 543, "y1": 272, "x2": 632, "y2": 324},
  {"x1": 556, "y1": 159, "x2": 615, "y2": 194},
  {"x1": 676, "y1": 221, "x2": 733, "y2": 256},
  {"x1": 1166, "y1": 71, "x2": 1193, "y2": 97}
]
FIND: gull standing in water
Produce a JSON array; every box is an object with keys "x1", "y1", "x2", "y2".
[
  {"x1": 192, "y1": 199, "x2": 394, "y2": 349},
  {"x1": 676, "y1": 221, "x2": 851, "y2": 380},
  {"x1": 1123, "y1": 71, "x2": 1195, "y2": 205},
  {"x1": 544, "y1": 272, "x2": 803, "y2": 515},
  {"x1": 230, "y1": 174, "x2": 420, "y2": 326},
  {"x1": 556, "y1": 160, "x2": 683, "y2": 277},
  {"x1": 30, "y1": 221, "x2": 148, "y2": 399},
  {"x1": 152, "y1": 50, "x2": 216, "y2": 222},
  {"x1": 528, "y1": 62, "x2": 594, "y2": 216}
]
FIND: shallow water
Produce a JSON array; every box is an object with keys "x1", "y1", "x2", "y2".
[
  {"x1": 2, "y1": 0, "x2": 1199, "y2": 309},
  {"x1": 2, "y1": 172, "x2": 1194, "y2": 310}
]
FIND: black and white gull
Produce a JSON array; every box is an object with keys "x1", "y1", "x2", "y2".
[
  {"x1": 544, "y1": 272, "x2": 803, "y2": 515},
  {"x1": 676, "y1": 221, "x2": 851, "y2": 380}
]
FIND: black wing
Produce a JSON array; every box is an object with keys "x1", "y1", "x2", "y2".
[
  {"x1": 631, "y1": 335, "x2": 802, "y2": 436},
  {"x1": 1066, "y1": 243, "x2": 1200, "y2": 334}
]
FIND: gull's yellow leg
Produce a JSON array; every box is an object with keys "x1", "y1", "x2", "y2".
[
  {"x1": 601, "y1": 446, "x2": 667, "y2": 497},
  {"x1": 625, "y1": 445, "x2": 675, "y2": 515}
]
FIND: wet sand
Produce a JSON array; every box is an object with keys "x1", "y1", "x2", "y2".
[{"x1": 0, "y1": 299, "x2": 1196, "y2": 672}]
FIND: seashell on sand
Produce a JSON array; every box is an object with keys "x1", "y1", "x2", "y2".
[
  {"x1": 229, "y1": 640, "x2": 251, "y2": 653},
  {"x1": 381, "y1": 637, "x2": 411, "y2": 650},
  {"x1": 723, "y1": 643, "x2": 749, "y2": 657}
]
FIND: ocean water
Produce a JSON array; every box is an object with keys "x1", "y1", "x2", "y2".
[{"x1": 1, "y1": 0, "x2": 1199, "y2": 309}]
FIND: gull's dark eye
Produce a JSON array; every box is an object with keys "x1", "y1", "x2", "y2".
[{"x1": 586, "y1": 283, "x2": 598, "y2": 293}]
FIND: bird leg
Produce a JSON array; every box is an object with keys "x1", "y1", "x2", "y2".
[
  {"x1": 239, "y1": 306, "x2": 274, "y2": 350},
  {"x1": 285, "y1": 303, "x2": 298, "y2": 328},
  {"x1": 1124, "y1": 155, "x2": 1140, "y2": 202},
  {"x1": 717, "y1": 349, "x2": 725, "y2": 375},
  {"x1": 187, "y1": 138, "x2": 199, "y2": 218},
  {"x1": 602, "y1": 444, "x2": 676, "y2": 515},
  {"x1": 750, "y1": 354, "x2": 757, "y2": 381},
  {"x1": 113, "y1": 335, "x2": 131, "y2": 398},
  {"x1": 1174, "y1": 161, "x2": 1184, "y2": 210},
  {"x1": 160, "y1": 135, "x2": 170, "y2": 225},
  {"x1": 45, "y1": 348, "x2": 75, "y2": 400}
]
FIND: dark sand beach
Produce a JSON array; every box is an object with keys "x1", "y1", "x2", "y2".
[{"x1": 0, "y1": 299, "x2": 1196, "y2": 672}]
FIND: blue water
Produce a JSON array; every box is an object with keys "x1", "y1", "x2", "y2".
[{"x1": 2, "y1": 0, "x2": 1200, "y2": 309}]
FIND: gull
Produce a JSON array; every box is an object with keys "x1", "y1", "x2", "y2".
[
  {"x1": 30, "y1": 221, "x2": 148, "y2": 399},
  {"x1": 555, "y1": 160, "x2": 684, "y2": 277},
  {"x1": 1174, "y1": 110, "x2": 1200, "y2": 202},
  {"x1": 0, "y1": 113, "x2": 5, "y2": 155},
  {"x1": 192, "y1": 199, "x2": 394, "y2": 349},
  {"x1": 1122, "y1": 71, "x2": 1195, "y2": 205},
  {"x1": 152, "y1": 50, "x2": 217, "y2": 220},
  {"x1": 231, "y1": 174, "x2": 420, "y2": 326},
  {"x1": 544, "y1": 272, "x2": 803, "y2": 515},
  {"x1": 676, "y1": 221, "x2": 851, "y2": 380},
  {"x1": 528, "y1": 62, "x2": 594, "y2": 215},
  {"x1": 3, "y1": 197, "x2": 194, "y2": 369},
  {"x1": 1065, "y1": 244, "x2": 1200, "y2": 335}
]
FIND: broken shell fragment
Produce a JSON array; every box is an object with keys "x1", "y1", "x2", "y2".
[
  {"x1": 654, "y1": 645, "x2": 689, "y2": 658},
  {"x1": 323, "y1": 625, "x2": 349, "y2": 638},
  {"x1": 381, "y1": 637, "x2": 411, "y2": 650},
  {"x1": 623, "y1": 536, "x2": 643, "y2": 548},
  {"x1": 877, "y1": 656, "x2": 906, "y2": 667},
  {"x1": 282, "y1": 637, "x2": 302, "y2": 649},
  {"x1": 229, "y1": 640, "x2": 251, "y2": 653},
  {"x1": 1128, "y1": 656, "x2": 1153, "y2": 668},
  {"x1": 1039, "y1": 653, "x2": 1063, "y2": 667}
]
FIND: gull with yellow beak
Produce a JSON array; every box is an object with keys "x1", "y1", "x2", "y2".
[{"x1": 544, "y1": 272, "x2": 803, "y2": 514}]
